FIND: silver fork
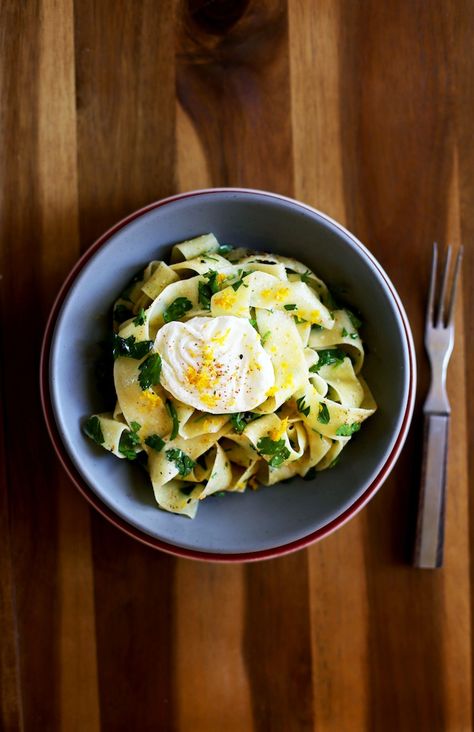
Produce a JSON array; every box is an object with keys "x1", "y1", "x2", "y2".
[{"x1": 414, "y1": 243, "x2": 463, "y2": 568}]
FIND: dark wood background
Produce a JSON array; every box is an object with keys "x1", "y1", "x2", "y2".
[{"x1": 1, "y1": 1, "x2": 473, "y2": 730}]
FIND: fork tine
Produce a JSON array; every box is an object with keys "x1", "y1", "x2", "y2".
[
  {"x1": 435, "y1": 245, "x2": 452, "y2": 327},
  {"x1": 446, "y1": 246, "x2": 463, "y2": 326},
  {"x1": 427, "y1": 242, "x2": 438, "y2": 325}
]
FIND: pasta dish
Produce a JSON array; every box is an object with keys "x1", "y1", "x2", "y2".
[{"x1": 84, "y1": 234, "x2": 377, "y2": 517}]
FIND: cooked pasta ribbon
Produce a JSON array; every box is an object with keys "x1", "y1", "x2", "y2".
[{"x1": 84, "y1": 234, "x2": 377, "y2": 516}]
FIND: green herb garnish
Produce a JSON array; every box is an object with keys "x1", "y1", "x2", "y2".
[
  {"x1": 145, "y1": 434, "x2": 165, "y2": 452},
  {"x1": 133, "y1": 307, "x2": 146, "y2": 326},
  {"x1": 346, "y1": 310, "x2": 362, "y2": 329},
  {"x1": 83, "y1": 416, "x2": 104, "y2": 445},
  {"x1": 318, "y1": 403, "x2": 330, "y2": 424},
  {"x1": 166, "y1": 400, "x2": 179, "y2": 440},
  {"x1": 249, "y1": 317, "x2": 258, "y2": 330},
  {"x1": 119, "y1": 422, "x2": 141, "y2": 460},
  {"x1": 336, "y1": 422, "x2": 361, "y2": 436},
  {"x1": 217, "y1": 244, "x2": 233, "y2": 255},
  {"x1": 198, "y1": 271, "x2": 220, "y2": 310},
  {"x1": 341, "y1": 327, "x2": 349, "y2": 338},
  {"x1": 261, "y1": 331, "x2": 271, "y2": 345},
  {"x1": 232, "y1": 270, "x2": 250, "y2": 291},
  {"x1": 257, "y1": 436, "x2": 290, "y2": 468},
  {"x1": 113, "y1": 303, "x2": 133, "y2": 324},
  {"x1": 202, "y1": 254, "x2": 219, "y2": 262},
  {"x1": 294, "y1": 316, "x2": 307, "y2": 325},
  {"x1": 311, "y1": 324, "x2": 324, "y2": 331},
  {"x1": 300, "y1": 270, "x2": 314, "y2": 285},
  {"x1": 163, "y1": 297, "x2": 193, "y2": 323},
  {"x1": 138, "y1": 353, "x2": 162, "y2": 390},
  {"x1": 309, "y1": 348, "x2": 346, "y2": 372},
  {"x1": 166, "y1": 448, "x2": 196, "y2": 476},
  {"x1": 284, "y1": 303, "x2": 297, "y2": 311},
  {"x1": 112, "y1": 333, "x2": 153, "y2": 360},
  {"x1": 296, "y1": 396, "x2": 310, "y2": 417}
]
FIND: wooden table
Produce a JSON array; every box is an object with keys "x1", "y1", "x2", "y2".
[{"x1": 1, "y1": 2, "x2": 472, "y2": 730}]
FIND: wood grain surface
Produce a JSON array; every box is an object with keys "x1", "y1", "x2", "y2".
[{"x1": 0, "y1": 1, "x2": 472, "y2": 730}]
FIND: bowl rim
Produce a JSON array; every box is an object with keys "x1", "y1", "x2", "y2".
[{"x1": 40, "y1": 187, "x2": 417, "y2": 563}]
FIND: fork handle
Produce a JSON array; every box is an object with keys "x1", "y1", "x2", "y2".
[{"x1": 413, "y1": 413, "x2": 449, "y2": 568}]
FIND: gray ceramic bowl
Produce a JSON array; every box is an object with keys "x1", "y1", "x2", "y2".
[{"x1": 41, "y1": 189, "x2": 416, "y2": 561}]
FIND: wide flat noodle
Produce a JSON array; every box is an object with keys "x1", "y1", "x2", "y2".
[{"x1": 84, "y1": 233, "x2": 377, "y2": 517}]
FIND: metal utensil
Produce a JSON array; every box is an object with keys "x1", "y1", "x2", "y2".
[{"x1": 414, "y1": 243, "x2": 463, "y2": 568}]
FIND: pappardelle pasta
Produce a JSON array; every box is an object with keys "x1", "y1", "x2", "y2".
[{"x1": 83, "y1": 233, "x2": 377, "y2": 517}]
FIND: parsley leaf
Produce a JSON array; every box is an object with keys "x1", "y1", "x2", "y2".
[
  {"x1": 230, "y1": 412, "x2": 263, "y2": 434},
  {"x1": 166, "y1": 448, "x2": 196, "y2": 476},
  {"x1": 311, "y1": 324, "x2": 324, "y2": 331},
  {"x1": 257, "y1": 436, "x2": 290, "y2": 468},
  {"x1": 198, "y1": 271, "x2": 220, "y2": 310},
  {"x1": 217, "y1": 244, "x2": 233, "y2": 255},
  {"x1": 119, "y1": 426, "x2": 141, "y2": 460},
  {"x1": 249, "y1": 317, "x2": 258, "y2": 330},
  {"x1": 341, "y1": 327, "x2": 349, "y2": 338},
  {"x1": 145, "y1": 434, "x2": 165, "y2": 452},
  {"x1": 350, "y1": 332, "x2": 359, "y2": 340},
  {"x1": 261, "y1": 330, "x2": 271, "y2": 344},
  {"x1": 346, "y1": 310, "x2": 362, "y2": 329},
  {"x1": 318, "y1": 403, "x2": 330, "y2": 424},
  {"x1": 133, "y1": 307, "x2": 146, "y2": 326},
  {"x1": 112, "y1": 333, "x2": 153, "y2": 360},
  {"x1": 83, "y1": 416, "x2": 104, "y2": 445},
  {"x1": 296, "y1": 396, "x2": 310, "y2": 417},
  {"x1": 163, "y1": 297, "x2": 193, "y2": 323},
  {"x1": 232, "y1": 270, "x2": 250, "y2": 291},
  {"x1": 284, "y1": 303, "x2": 297, "y2": 311},
  {"x1": 138, "y1": 353, "x2": 162, "y2": 390},
  {"x1": 166, "y1": 400, "x2": 179, "y2": 440},
  {"x1": 294, "y1": 316, "x2": 306, "y2": 324},
  {"x1": 113, "y1": 303, "x2": 133, "y2": 324},
  {"x1": 309, "y1": 348, "x2": 346, "y2": 372},
  {"x1": 301, "y1": 270, "x2": 314, "y2": 285},
  {"x1": 336, "y1": 422, "x2": 361, "y2": 436}
]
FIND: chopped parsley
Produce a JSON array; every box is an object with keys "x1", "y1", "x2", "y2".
[
  {"x1": 336, "y1": 422, "x2": 361, "y2": 436},
  {"x1": 317, "y1": 403, "x2": 330, "y2": 424},
  {"x1": 284, "y1": 303, "x2": 297, "y2": 311},
  {"x1": 119, "y1": 421, "x2": 141, "y2": 460},
  {"x1": 341, "y1": 327, "x2": 349, "y2": 338},
  {"x1": 300, "y1": 270, "x2": 314, "y2": 285},
  {"x1": 166, "y1": 400, "x2": 179, "y2": 440},
  {"x1": 145, "y1": 434, "x2": 165, "y2": 452},
  {"x1": 112, "y1": 333, "x2": 153, "y2": 360},
  {"x1": 346, "y1": 310, "x2": 362, "y2": 329},
  {"x1": 296, "y1": 396, "x2": 310, "y2": 417},
  {"x1": 257, "y1": 436, "x2": 290, "y2": 468},
  {"x1": 261, "y1": 330, "x2": 271, "y2": 345},
  {"x1": 350, "y1": 332, "x2": 359, "y2": 340},
  {"x1": 294, "y1": 316, "x2": 307, "y2": 325},
  {"x1": 303, "y1": 466, "x2": 318, "y2": 481},
  {"x1": 163, "y1": 297, "x2": 193, "y2": 323},
  {"x1": 249, "y1": 317, "x2": 258, "y2": 330},
  {"x1": 230, "y1": 412, "x2": 263, "y2": 434},
  {"x1": 198, "y1": 271, "x2": 220, "y2": 310},
  {"x1": 217, "y1": 244, "x2": 233, "y2": 255},
  {"x1": 113, "y1": 303, "x2": 133, "y2": 324},
  {"x1": 311, "y1": 324, "x2": 324, "y2": 331},
  {"x1": 232, "y1": 270, "x2": 250, "y2": 291},
  {"x1": 138, "y1": 353, "x2": 162, "y2": 390},
  {"x1": 202, "y1": 253, "x2": 219, "y2": 262},
  {"x1": 133, "y1": 307, "x2": 147, "y2": 326},
  {"x1": 309, "y1": 348, "x2": 346, "y2": 372},
  {"x1": 166, "y1": 448, "x2": 196, "y2": 476},
  {"x1": 83, "y1": 416, "x2": 104, "y2": 445}
]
